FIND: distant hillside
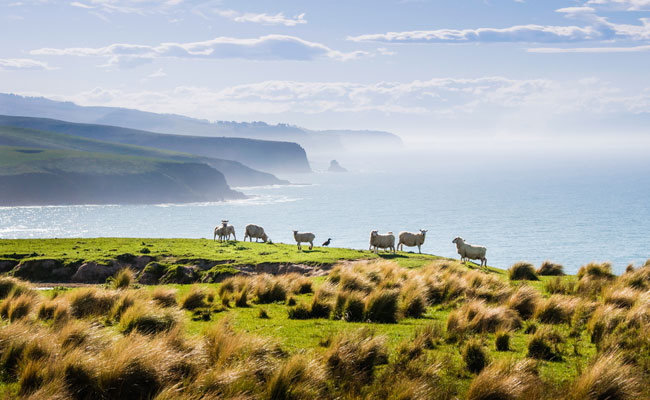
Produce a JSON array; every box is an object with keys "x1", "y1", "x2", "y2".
[
  {"x1": 0, "y1": 125, "x2": 288, "y2": 187},
  {"x1": 0, "y1": 114, "x2": 311, "y2": 174},
  {"x1": 0, "y1": 146, "x2": 245, "y2": 206},
  {"x1": 0, "y1": 93, "x2": 402, "y2": 155}
]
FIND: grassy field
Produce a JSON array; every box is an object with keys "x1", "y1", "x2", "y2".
[
  {"x1": 0, "y1": 239, "x2": 648, "y2": 399},
  {"x1": 0, "y1": 238, "x2": 443, "y2": 270}
]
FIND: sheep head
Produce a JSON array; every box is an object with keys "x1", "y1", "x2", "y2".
[{"x1": 452, "y1": 237, "x2": 464, "y2": 244}]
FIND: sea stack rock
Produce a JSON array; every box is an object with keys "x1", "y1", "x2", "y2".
[{"x1": 328, "y1": 160, "x2": 348, "y2": 172}]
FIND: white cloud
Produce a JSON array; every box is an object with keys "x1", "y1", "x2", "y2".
[
  {"x1": 30, "y1": 35, "x2": 368, "y2": 68},
  {"x1": 348, "y1": 7, "x2": 650, "y2": 44},
  {"x1": 587, "y1": 0, "x2": 650, "y2": 10},
  {"x1": 214, "y1": 9, "x2": 307, "y2": 26},
  {"x1": 0, "y1": 58, "x2": 52, "y2": 70},
  {"x1": 528, "y1": 44, "x2": 650, "y2": 53},
  {"x1": 36, "y1": 77, "x2": 650, "y2": 121}
]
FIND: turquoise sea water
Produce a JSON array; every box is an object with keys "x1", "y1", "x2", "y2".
[{"x1": 1, "y1": 167, "x2": 648, "y2": 274}]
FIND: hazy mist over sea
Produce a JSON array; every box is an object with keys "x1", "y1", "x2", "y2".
[{"x1": 2, "y1": 142, "x2": 648, "y2": 275}]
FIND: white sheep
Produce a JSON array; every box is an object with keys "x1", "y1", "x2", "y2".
[
  {"x1": 398, "y1": 229, "x2": 427, "y2": 253},
  {"x1": 369, "y1": 230, "x2": 395, "y2": 254},
  {"x1": 244, "y1": 224, "x2": 269, "y2": 243},
  {"x1": 215, "y1": 220, "x2": 236, "y2": 241},
  {"x1": 213, "y1": 225, "x2": 227, "y2": 242},
  {"x1": 452, "y1": 237, "x2": 487, "y2": 269},
  {"x1": 293, "y1": 230, "x2": 315, "y2": 250}
]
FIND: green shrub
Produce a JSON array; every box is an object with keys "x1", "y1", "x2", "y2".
[
  {"x1": 463, "y1": 339, "x2": 488, "y2": 374},
  {"x1": 508, "y1": 262, "x2": 539, "y2": 281},
  {"x1": 365, "y1": 289, "x2": 399, "y2": 323}
]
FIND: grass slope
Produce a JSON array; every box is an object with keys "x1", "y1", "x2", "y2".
[
  {"x1": 0, "y1": 125, "x2": 287, "y2": 186},
  {"x1": 0, "y1": 115, "x2": 311, "y2": 173},
  {"x1": 0, "y1": 238, "x2": 442, "y2": 269},
  {"x1": 0, "y1": 146, "x2": 243, "y2": 205}
]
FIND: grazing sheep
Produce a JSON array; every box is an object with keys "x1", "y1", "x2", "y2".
[
  {"x1": 452, "y1": 237, "x2": 487, "y2": 269},
  {"x1": 213, "y1": 225, "x2": 228, "y2": 242},
  {"x1": 244, "y1": 224, "x2": 269, "y2": 243},
  {"x1": 369, "y1": 230, "x2": 396, "y2": 254},
  {"x1": 398, "y1": 229, "x2": 428, "y2": 253},
  {"x1": 293, "y1": 230, "x2": 315, "y2": 250}
]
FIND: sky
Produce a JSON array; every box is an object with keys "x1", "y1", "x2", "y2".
[{"x1": 1, "y1": 0, "x2": 650, "y2": 146}]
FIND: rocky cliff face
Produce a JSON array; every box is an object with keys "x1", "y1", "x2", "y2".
[{"x1": 0, "y1": 155, "x2": 244, "y2": 206}]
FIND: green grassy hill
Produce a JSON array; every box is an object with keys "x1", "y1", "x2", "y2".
[
  {"x1": 0, "y1": 125, "x2": 287, "y2": 187},
  {"x1": 0, "y1": 115, "x2": 311, "y2": 174},
  {"x1": 0, "y1": 146, "x2": 243, "y2": 205}
]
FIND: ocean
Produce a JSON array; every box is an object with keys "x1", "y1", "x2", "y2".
[{"x1": 1, "y1": 162, "x2": 648, "y2": 275}]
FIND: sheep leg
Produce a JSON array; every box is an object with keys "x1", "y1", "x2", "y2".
[
  {"x1": 309, "y1": 241, "x2": 313, "y2": 250},
  {"x1": 417, "y1": 244, "x2": 421, "y2": 254}
]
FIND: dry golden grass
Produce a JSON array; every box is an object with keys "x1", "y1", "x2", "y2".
[
  {"x1": 508, "y1": 285, "x2": 541, "y2": 320},
  {"x1": 569, "y1": 352, "x2": 641, "y2": 400},
  {"x1": 534, "y1": 295, "x2": 579, "y2": 324},
  {"x1": 536, "y1": 260, "x2": 564, "y2": 276},
  {"x1": 466, "y1": 359, "x2": 542, "y2": 400},
  {"x1": 447, "y1": 300, "x2": 522, "y2": 335}
]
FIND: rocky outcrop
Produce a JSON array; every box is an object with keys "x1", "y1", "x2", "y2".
[
  {"x1": 71, "y1": 262, "x2": 121, "y2": 283},
  {"x1": 13, "y1": 259, "x2": 64, "y2": 281},
  {"x1": 328, "y1": 160, "x2": 348, "y2": 172}
]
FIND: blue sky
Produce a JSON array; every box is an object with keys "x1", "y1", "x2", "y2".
[{"x1": 1, "y1": 0, "x2": 650, "y2": 144}]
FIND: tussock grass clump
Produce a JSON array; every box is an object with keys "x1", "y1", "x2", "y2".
[
  {"x1": 37, "y1": 299, "x2": 69, "y2": 323},
  {"x1": 577, "y1": 262, "x2": 615, "y2": 280},
  {"x1": 508, "y1": 262, "x2": 539, "y2": 281},
  {"x1": 18, "y1": 359, "x2": 46, "y2": 395},
  {"x1": 569, "y1": 352, "x2": 641, "y2": 400},
  {"x1": 0, "y1": 293, "x2": 33, "y2": 321},
  {"x1": 536, "y1": 260, "x2": 564, "y2": 276},
  {"x1": 119, "y1": 304, "x2": 178, "y2": 335},
  {"x1": 413, "y1": 322, "x2": 444, "y2": 350},
  {"x1": 217, "y1": 275, "x2": 248, "y2": 298},
  {"x1": 111, "y1": 268, "x2": 135, "y2": 289},
  {"x1": 447, "y1": 300, "x2": 522, "y2": 335},
  {"x1": 534, "y1": 295, "x2": 578, "y2": 324},
  {"x1": 151, "y1": 287, "x2": 177, "y2": 307},
  {"x1": 234, "y1": 287, "x2": 248, "y2": 307},
  {"x1": 287, "y1": 302, "x2": 311, "y2": 320},
  {"x1": 364, "y1": 289, "x2": 399, "y2": 323},
  {"x1": 333, "y1": 291, "x2": 364, "y2": 321},
  {"x1": 324, "y1": 329, "x2": 388, "y2": 387},
  {"x1": 545, "y1": 277, "x2": 575, "y2": 295},
  {"x1": 508, "y1": 285, "x2": 541, "y2": 320},
  {"x1": 0, "y1": 277, "x2": 34, "y2": 299},
  {"x1": 287, "y1": 274, "x2": 313, "y2": 294},
  {"x1": 253, "y1": 275, "x2": 287, "y2": 304},
  {"x1": 466, "y1": 359, "x2": 541, "y2": 400},
  {"x1": 309, "y1": 289, "x2": 333, "y2": 319},
  {"x1": 59, "y1": 320, "x2": 104, "y2": 350},
  {"x1": 339, "y1": 271, "x2": 373, "y2": 293},
  {"x1": 266, "y1": 354, "x2": 326, "y2": 400},
  {"x1": 258, "y1": 308, "x2": 269, "y2": 319},
  {"x1": 587, "y1": 305, "x2": 626, "y2": 345},
  {"x1": 68, "y1": 288, "x2": 116, "y2": 318},
  {"x1": 400, "y1": 280, "x2": 427, "y2": 318},
  {"x1": 463, "y1": 339, "x2": 488, "y2": 374},
  {"x1": 527, "y1": 327, "x2": 564, "y2": 360},
  {"x1": 464, "y1": 271, "x2": 511, "y2": 302},
  {"x1": 619, "y1": 265, "x2": 650, "y2": 290},
  {"x1": 495, "y1": 331, "x2": 510, "y2": 351},
  {"x1": 181, "y1": 286, "x2": 207, "y2": 310},
  {"x1": 604, "y1": 287, "x2": 639, "y2": 309}
]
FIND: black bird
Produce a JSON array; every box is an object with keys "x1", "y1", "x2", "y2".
[{"x1": 322, "y1": 238, "x2": 332, "y2": 247}]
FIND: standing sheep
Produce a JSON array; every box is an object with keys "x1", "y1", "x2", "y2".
[
  {"x1": 398, "y1": 229, "x2": 428, "y2": 253},
  {"x1": 293, "y1": 230, "x2": 315, "y2": 250},
  {"x1": 213, "y1": 225, "x2": 227, "y2": 242},
  {"x1": 369, "y1": 230, "x2": 396, "y2": 254},
  {"x1": 244, "y1": 224, "x2": 269, "y2": 242},
  {"x1": 452, "y1": 237, "x2": 487, "y2": 269}
]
